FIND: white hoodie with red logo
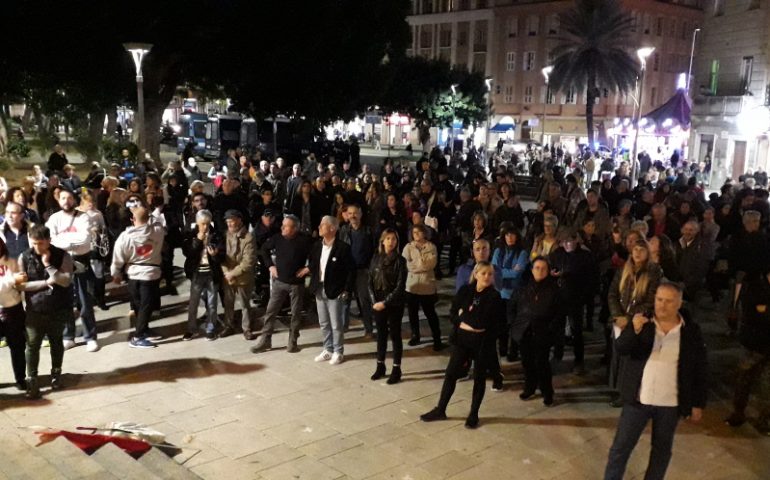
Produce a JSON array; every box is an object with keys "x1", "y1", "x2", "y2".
[{"x1": 111, "y1": 222, "x2": 165, "y2": 281}]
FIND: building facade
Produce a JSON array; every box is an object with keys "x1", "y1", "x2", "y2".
[
  {"x1": 407, "y1": 0, "x2": 704, "y2": 152},
  {"x1": 689, "y1": 0, "x2": 770, "y2": 187}
]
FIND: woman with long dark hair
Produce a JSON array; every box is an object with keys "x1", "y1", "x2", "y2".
[
  {"x1": 369, "y1": 228, "x2": 408, "y2": 385},
  {"x1": 420, "y1": 261, "x2": 504, "y2": 428}
]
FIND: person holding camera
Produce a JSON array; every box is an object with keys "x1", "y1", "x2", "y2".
[{"x1": 182, "y1": 209, "x2": 224, "y2": 341}]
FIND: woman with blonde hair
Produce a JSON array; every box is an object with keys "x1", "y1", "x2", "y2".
[
  {"x1": 420, "y1": 261, "x2": 504, "y2": 428},
  {"x1": 369, "y1": 228, "x2": 408, "y2": 384},
  {"x1": 79, "y1": 191, "x2": 109, "y2": 310},
  {"x1": 607, "y1": 238, "x2": 663, "y2": 407}
]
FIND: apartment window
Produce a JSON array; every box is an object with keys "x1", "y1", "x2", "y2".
[
  {"x1": 477, "y1": 0, "x2": 487, "y2": 8},
  {"x1": 643, "y1": 14, "x2": 651, "y2": 35},
  {"x1": 547, "y1": 14, "x2": 559, "y2": 35},
  {"x1": 459, "y1": 0, "x2": 470, "y2": 10},
  {"x1": 652, "y1": 53, "x2": 660, "y2": 72},
  {"x1": 603, "y1": 88, "x2": 609, "y2": 98},
  {"x1": 421, "y1": 0, "x2": 433, "y2": 14},
  {"x1": 630, "y1": 11, "x2": 638, "y2": 32},
  {"x1": 650, "y1": 87, "x2": 657, "y2": 106},
  {"x1": 523, "y1": 85, "x2": 534, "y2": 104},
  {"x1": 749, "y1": 0, "x2": 760, "y2": 10},
  {"x1": 504, "y1": 85, "x2": 514, "y2": 104},
  {"x1": 709, "y1": 59, "x2": 720, "y2": 94},
  {"x1": 439, "y1": 26, "x2": 452, "y2": 48},
  {"x1": 472, "y1": 53, "x2": 486, "y2": 72},
  {"x1": 563, "y1": 87, "x2": 576, "y2": 105},
  {"x1": 473, "y1": 21, "x2": 488, "y2": 51},
  {"x1": 458, "y1": 29, "x2": 468, "y2": 46},
  {"x1": 506, "y1": 51, "x2": 516, "y2": 71},
  {"x1": 419, "y1": 26, "x2": 432, "y2": 49},
  {"x1": 524, "y1": 51, "x2": 535, "y2": 71},
  {"x1": 526, "y1": 15, "x2": 539, "y2": 36},
  {"x1": 507, "y1": 16, "x2": 518, "y2": 38},
  {"x1": 544, "y1": 87, "x2": 555, "y2": 104},
  {"x1": 680, "y1": 21, "x2": 689, "y2": 40},
  {"x1": 669, "y1": 19, "x2": 677, "y2": 37},
  {"x1": 741, "y1": 56, "x2": 754, "y2": 93},
  {"x1": 656, "y1": 17, "x2": 663, "y2": 36}
]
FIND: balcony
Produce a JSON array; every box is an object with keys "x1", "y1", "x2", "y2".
[{"x1": 692, "y1": 95, "x2": 747, "y2": 117}]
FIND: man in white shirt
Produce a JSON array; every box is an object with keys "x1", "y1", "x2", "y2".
[
  {"x1": 45, "y1": 187, "x2": 99, "y2": 352},
  {"x1": 604, "y1": 282, "x2": 708, "y2": 480}
]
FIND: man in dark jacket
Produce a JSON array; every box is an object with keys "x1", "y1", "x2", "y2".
[
  {"x1": 338, "y1": 204, "x2": 376, "y2": 336},
  {"x1": 674, "y1": 221, "x2": 711, "y2": 301},
  {"x1": 604, "y1": 282, "x2": 708, "y2": 480},
  {"x1": 182, "y1": 210, "x2": 224, "y2": 341},
  {"x1": 725, "y1": 269, "x2": 770, "y2": 433},
  {"x1": 309, "y1": 216, "x2": 355, "y2": 365},
  {"x1": 252, "y1": 214, "x2": 313, "y2": 353}
]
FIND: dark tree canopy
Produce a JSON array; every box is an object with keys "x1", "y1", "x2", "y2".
[{"x1": 549, "y1": 0, "x2": 640, "y2": 146}]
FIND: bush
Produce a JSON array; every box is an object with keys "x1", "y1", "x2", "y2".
[
  {"x1": 7, "y1": 137, "x2": 31, "y2": 158},
  {"x1": 100, "y1": 137, "x2": 138, "y2": 163},
  {"x1": 0, "y1": 156, "x2": 15, "y2": 171}
]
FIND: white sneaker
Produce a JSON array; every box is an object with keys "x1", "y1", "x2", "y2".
[
  {"x1": 314, "y1": 351, "x2": 332, "y2": 362},
  {"x1": 86, "y1": 340, "x2": 100, "y2": 352},
  {"x1": 329, "y1": 352, "x2": 344, "y2": 365},
  {"x1": 63, "y1": 339, "x2": 76, "y2": 350}
]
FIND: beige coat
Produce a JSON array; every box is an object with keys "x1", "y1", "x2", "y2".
[
  {"x1": 222, "y1": 227, "x2": 255, "y2": 287},
  {"x1": 403, "y1": 241, "x2": 437, "y2": 295}
]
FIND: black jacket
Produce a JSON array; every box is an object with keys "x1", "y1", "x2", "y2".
[
  {"x1": 509, "y1": 277, "x2": 562, "y2": 343},
  {"x1": 368, "y1": 252, "x2": 407, "y2": 307},
  {"x1": 451, "y1": 284, "x2": 505, "y2": 335},
  {"x1": 182, "y1": 224, "x2": 224, "y2": 283},
  {"x1": 616, "y1": 319, "x2": 708, "y2": 417},
  {"x1": 739, "y1": 274, "x2": 770, "y2": 354},
  {"x1": 308, "y1": 238, "x2": 355, "y2": 300},
  {"x1": 262, "y1": 232, "x2": 313, "y2": 285}
]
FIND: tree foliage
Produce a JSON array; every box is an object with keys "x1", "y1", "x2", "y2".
[
  {"x1": 379, "y1": 56, "x2": 489, "y2": 148},
  {"x1": 549, "y1": 0, "x2": 639, "y2": 146}
]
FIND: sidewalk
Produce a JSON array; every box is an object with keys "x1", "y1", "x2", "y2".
[{"x1": 0, "y1": 256, "x2": 768, "y2": 478}]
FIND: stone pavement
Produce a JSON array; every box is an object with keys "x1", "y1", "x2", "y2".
[{"x1": 0, "y1": 271, "x2": 769, "y2": 479}]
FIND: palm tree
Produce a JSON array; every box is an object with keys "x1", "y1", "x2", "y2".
[{"x1": 549, "y1": 0, "x2": 640, "y2": 148}]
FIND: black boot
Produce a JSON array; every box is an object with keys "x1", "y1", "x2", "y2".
[
  {"x1": 250, "y1": 334, "x2": 272, "y2": 353},
  {"x1": 465, "y1": 412, "x2": 480, "y2": 429},
  {"x1": 50, "y1": 368, "x2": 63, "y2": 390},
  {"x1": 287, "y1": 330, "x2": 300, "y2": 353},
  {"x1": 420, "y1": 407, "x2": 447, "y2": 422},
  {"x1": 26, "y1": 377, "x2": 40, "y2": 400},
  {"x1": 371, "y1": 362, "x2": 386, "y2": 381},
  {"x1": 386, "y1": 365, "x2": 402, "y2": 385}
]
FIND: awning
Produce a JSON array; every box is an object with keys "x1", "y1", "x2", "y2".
[
  {"x1": 641, "y1": 89, "x2": 692, "y2": 130},
  {"x1": 490, "y1": 122, "x2": 516, "y2": 133}
]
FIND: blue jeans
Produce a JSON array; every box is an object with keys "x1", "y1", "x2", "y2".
[
  {"x1": 605, "y1": 402, "x2": 680, "y2": 480},
  {"x1": 316, "y1": 289, "x2": 344, "y2": 354},
  {"x1": 64, "y1": 267, "x2": 97, "y2": 341},
  {"x1": 188, "y1": 273, "x2": 221, "y2": 334}
]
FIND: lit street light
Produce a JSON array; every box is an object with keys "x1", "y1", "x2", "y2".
[
  {"x1": 541, "y1": 66, "x2": 553, "y2": 151},
  {"x1": 687, "y1": 28, "x2": 701, "y2": 93},
  {"x1": 631, "y1": 47, "x2": 655, "y2": 186},
  {"x1": 123, "y1": 42, "x2": 153, "y2": 155},
  {"x1": 484, "y1": 76, "x2": 493, "y2": 158},
  {"x1": 450, "y1": 83, "x2": 458, "y2": 154}
]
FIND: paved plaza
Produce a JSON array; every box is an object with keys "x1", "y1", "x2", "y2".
[{"x1": 0, "y1": 273, "x2": 769, "y2": 479}]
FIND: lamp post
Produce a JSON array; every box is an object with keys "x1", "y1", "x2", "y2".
[
  {"x1": 484, "y1": 77, "x2": 493, "y2": 158},
  {"x1": 123, "y1": 43, "x2": 153, "y2": 155},
  {"x1": 631, "y1": 47, "x2": 655, "y2": 186},
  {"x1": 686, "y1": 28, "x2": 701, "y2": 93},
  {"x1": 541, "y1": 66, "x2": 553, "y2": 153},
  {"x1": 450, "y1": 83, "x2": 458, "y2": 154}
]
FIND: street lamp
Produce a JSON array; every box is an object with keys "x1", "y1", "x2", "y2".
[
  {"x1": 541, "y1": 66, "x2": 553, "y2": 152},
  {"x1": 449, "y1": 84, "x2": 458, "y2": 154},
  {"x1": 484, "y1": 77, "x2": 493, "y2": 158},
  {"x1": 686, "y1": 28, "x2": 701, "y2": 93},
  {"x1": 631, "y1": 47, "x2": 655, "y2": 186},
  {"x1": 123, "y1": 42, "x2": 153, "y2": 155}
]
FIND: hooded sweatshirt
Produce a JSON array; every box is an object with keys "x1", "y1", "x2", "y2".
[{"x1": 111, "y1": 222, "x2": 165, "y2": 281}]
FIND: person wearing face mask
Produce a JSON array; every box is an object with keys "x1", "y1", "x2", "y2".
[
  {"x1": 420, "y1": 262, "x2": 504, "y2": 428},
  {"x1": 510, "y1": 257, "x2": 562, "y2": 406}
]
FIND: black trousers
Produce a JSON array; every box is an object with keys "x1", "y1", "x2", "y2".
[
  {"x1": 374, "y1": 304, "x2": 404, "y2": 364},
  {"x1": 0, "y1": 303, "x2": 26, "y2": 384},
  {"x1": 128, "y1": 279, "x2": 160, "y2": 338},
  {"x1": 438, "y1": 329, "x2": 490, "y2": 416},
  {"x1": 447, "y1": 235, "x2": 463, "y2": 274},
  {"x1": 520, "y1": 331, "x2": 554, "y2": 397},
  {"x1": 407, "y1": 293, "x2": 441, "y2": 341}
]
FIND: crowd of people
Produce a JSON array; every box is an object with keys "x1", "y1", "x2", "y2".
[{"x1": 0, "y1": 140, "x2": 768, "y2": 479}]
